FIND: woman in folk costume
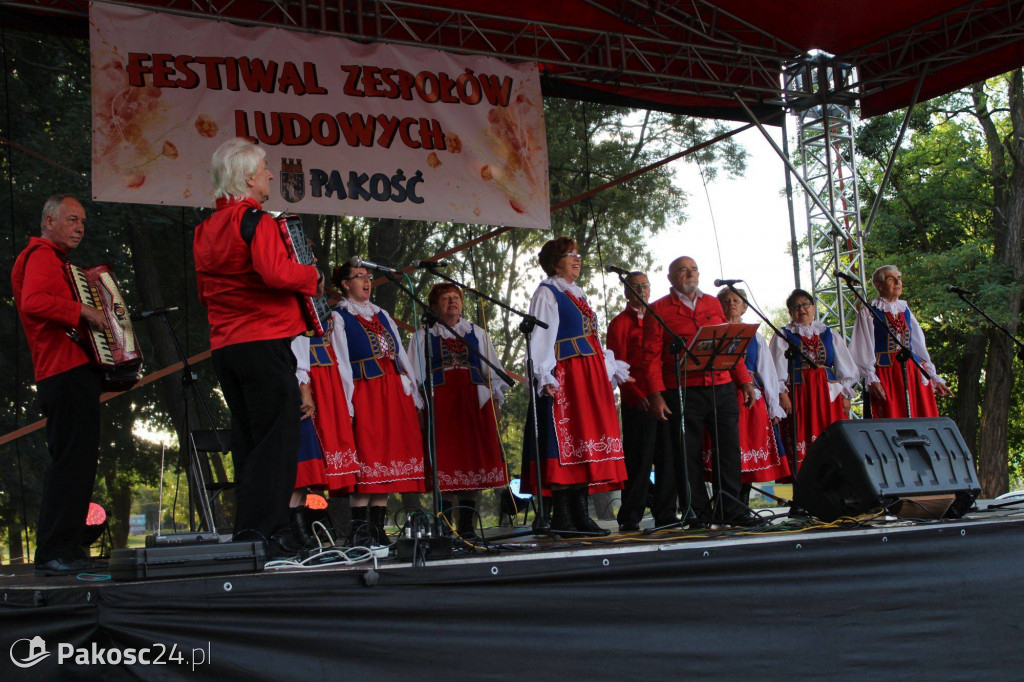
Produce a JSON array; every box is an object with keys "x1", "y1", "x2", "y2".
[
  {"x1": 769, "y1": 289, "x2": 859, "y2": 473},
  {"x1": 849, "y1": 265, "x2": 953, "y2": 418},
  {"x1": 287, "y1": 324, "x2": 361, "y2": 542},
  {"x1": 702, "y1": 288, "x2": 790, "y2": 499},
  {"x1": 331, "y1": 261, "x2": 425, "y2": 546},
  {"x1": 274, "y1": 335, "x2": 333, "y2": 553},
  {"x1": 521, "y1": 236, "x2": 630, "y2": 535},
  {"x1": 406, "y1": 283, "x2": 511, "y2": 539}
]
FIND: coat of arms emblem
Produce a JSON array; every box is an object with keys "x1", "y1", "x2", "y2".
[{"x1": 280, "y1": 158, "x2": 305, "y2": 203}]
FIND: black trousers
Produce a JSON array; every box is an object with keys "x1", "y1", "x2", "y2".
[
  {"x1": 212, "y1": 338, "x2": 300, "y2": 540},
  {"x1": 35, "y1": 364, "x2": 102, "y2": 564},
  {"x1": 664, "y1": 384, "x2": 744, "y2": 522},
  {"x1": 616, "y1": 404, "x2": 676, "y2": 526}
]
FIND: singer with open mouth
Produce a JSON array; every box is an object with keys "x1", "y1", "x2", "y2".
[
  {"x1": 849, "y1": 265, "x2": 953, "y2": 419},
  {"x1": 406, "y1": 282, "x2": 511, "y2": 539},
  {"x1": 769, "y1": 289, "x2": 859, "y2": 473},
  {"x1": 330, "y1": 261, "x2": 425, "y2": 546}
]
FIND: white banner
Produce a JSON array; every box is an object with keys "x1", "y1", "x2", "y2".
[{"x1": 89, "y1": 3, "x2": 550, "y2": 228}]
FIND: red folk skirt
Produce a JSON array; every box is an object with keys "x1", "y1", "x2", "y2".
[
  {"x1": 430, "y1": 368, "x2": 509, "y2": 492},
  {"x1": 295, "y1": 416, "x2": 329, "y2": 490},
  {"x1": 869, "y1": 360, "x2": 939, "y2": 419},
  {"x1": 780, "y1": 368, "x2": 848, "y2": 477},
  {"x1": 702, "y1": 388, "x2": 790, "y2": 483},
  {"x1": 307, "y1": 350, "x2": 360, "y2": 493},
  {"x1": 350, "y1": 361, "x2": 426, "y2": 494},
  {"x1": 523, "y1": 352, "x2": 627, "y2": 491}
]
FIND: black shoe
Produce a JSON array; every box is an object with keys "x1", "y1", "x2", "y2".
[
  {"x1": 618, "y1": 521, "x2": 640, "y2": 533},
  {"x1": 653, "y1": 515, "x2": 681, "y2": 529},
  {"x1": 788, "y1": 505, "x2": 812, "y2": 520},
  {"x1": 725, "y1": 513, "x2": 763, "y2": 528},
  {"x1": 34, "y1": 558, "x2": 92, "y2": 577}
]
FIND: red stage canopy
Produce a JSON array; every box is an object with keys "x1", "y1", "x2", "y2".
[{"x1": 5, "y1": 0, "x2": 1024, "y2": 118}]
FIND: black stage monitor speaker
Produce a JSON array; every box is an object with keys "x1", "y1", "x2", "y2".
[{"x1": 793, "y1": 417, "x2": 981, "y2": 522}]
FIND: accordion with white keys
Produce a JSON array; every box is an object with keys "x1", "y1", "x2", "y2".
[
  {"x1": 64, "y1": 263, "x2": 144, "y2": 391},
  {"x1": 275, "y1": 214, "x2": 332, "y2": 335}
]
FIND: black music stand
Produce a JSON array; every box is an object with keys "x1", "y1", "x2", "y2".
[{"x1": 682, "y1": 322, "x2": 758, "y2": 523}]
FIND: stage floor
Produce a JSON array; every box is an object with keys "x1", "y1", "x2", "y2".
[{"x1": 3, "y1": 502, "x2": 1024, "y2": 680}]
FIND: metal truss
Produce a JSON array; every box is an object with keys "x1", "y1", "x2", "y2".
[
  {"x1": 785, "y1": 56, "x2": 865, "y2": 341},
  {"x1": 836, "y1": 0, "x2": 1024, "y2": 102},
  {"x1": 9, "y1": 0, "x2": 1023, "y2": 114}
]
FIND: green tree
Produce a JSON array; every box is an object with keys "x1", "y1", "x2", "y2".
[{"x1": 856, "y1": 69, "x2": 1024, "y2": 495}]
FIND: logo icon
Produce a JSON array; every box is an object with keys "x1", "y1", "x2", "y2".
[
  {"x1": 280, "y1": 158, "x2": 305, "y2": 203},
  {"x1": 10, "y1": 636, "x2": 51, "y2": 668}
]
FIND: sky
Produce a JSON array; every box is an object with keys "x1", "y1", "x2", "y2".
[{"x1": 647, "y1": 125, "x2": 812, "y2": 327}]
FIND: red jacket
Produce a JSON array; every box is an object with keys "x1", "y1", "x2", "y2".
[
  {"x1": 606, "y1": 306, "x2": 648, "y2": 408},
  {"x1": 194, "y1": 197, "x2": 319, "y2": 349},
  {"x1": 12, "y1": 237, "x2": 92, "y2": 381},
  {"x1": 641, "y1": 290, "x2": 752, "y2": 392}
]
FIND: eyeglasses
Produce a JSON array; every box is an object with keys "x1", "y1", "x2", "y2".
[
  {"x1": 790, "y1": 301, "x2": 814, "y2": 311},
  {"x1": 630, "y1": 283, "x2": 652, "y2": 290},
  {"x1": 346, "y1": 273, "x2": 373, "y2": 281},
  {"x1": 559, "y1": 252, "x2": 582, "y2": 260}
]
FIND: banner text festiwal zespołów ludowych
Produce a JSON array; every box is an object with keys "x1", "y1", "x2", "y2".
[{"x1": 90, "y1": 3, "x2": 550, "y2": 228}]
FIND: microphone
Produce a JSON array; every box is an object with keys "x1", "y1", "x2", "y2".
[
  {"x1": 946, "y1": 284, "x2": 973, "y2": 296},
  {"x1": 410, "y1": 260, "x2": 451, "y2": 269},
  {"x1": 350, "y1": 255, "x2": 399, "y2": 274},
  {"x1": 835, "y1": 271, "x2": 861, "y2": 287},
  {"x1": 713, "y1": 278, "x2": 744, "y2": 287},
  {"x1": 606, "y1": 264, "x2": 632, "y2": 277},
  {"x1": 131, "y1": 306, "x2": 179, "y2": 321}
]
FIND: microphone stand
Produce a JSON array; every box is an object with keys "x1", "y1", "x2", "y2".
[
  {"x1": 415, "y1": 268, "x2": 555, "y2": 540},
  {"x1": 607, "y1": 275, "x2": 699, "y2": 534},
  {"x1": 952, "y1": 289, "x2": 1024, "y2": 360},
  {"x1": 724, "y1": 283, "x2": 817, "y2": 505},
  {"x1": 144, "y1": 309, "x2": 225, "y2": 535},
  {"x1": 382, "y1": 271, "x2": 515, "y2": 545},
  {"x1": 843, "y1": 282, "x2": 926, "y2": 418}
]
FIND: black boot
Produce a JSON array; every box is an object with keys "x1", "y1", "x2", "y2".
[
  {"x1": 347, "y1": 506, "x2": 371, "y2": 547},
  {"x1": 457, "y1": 500, "x2": 478, "y2": 540},
  {"x1": 531, "y1": 496, "x2": 552, "y2": 533},
  {"x1": 440, "y1": 499, "x2": 455, "y2": 534},
  {"x1": 290, "y1": 506, "x2": 318, "y2": 549},
  {"x1": 368, "y1": 506, "x2": 391, "y2": 546},
  {"x1": 549, "y1": 489, "x2": 575, "y2": 533},
  {"x1": 569, "y1": 487, "x2": 610, "y2": 536}
]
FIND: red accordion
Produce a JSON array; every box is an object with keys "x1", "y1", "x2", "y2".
[
  {"x1": 64, "y1": 263, "x2": 144, "y2": 391},
  {"x1": 275, "y1": 214, "x2": 332, "y2": 335}
]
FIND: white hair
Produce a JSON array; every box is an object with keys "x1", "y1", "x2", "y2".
[
  {"x1": 871, "y1": 264, "x2": 900, "y2": 290},
  {"x1": 211, "y1": 138, "x2": 266, "y2": 201},
  {"x1": 40, "y1": 194, "x2": 76, "y2": 231}
]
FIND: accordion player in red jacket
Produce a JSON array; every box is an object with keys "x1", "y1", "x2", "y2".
[
  {"x1": 193, "y1": 138, "x2": 324, "y2": 556},
  {"x1": 12, "y1": 194, "x2": 108, "y2": 576}
]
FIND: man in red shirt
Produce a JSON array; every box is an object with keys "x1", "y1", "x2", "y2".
[
  {"x1": 12, "y1": 195, "x2": 108, "y2": 576},
  {"x1": 194, "y1": 138, "x2": 323, "y2": 552},
  {"x1": 606, "y1": 271, "x2": 676, "y2": 531},
  {"x1": 643, "y1": 256, "x2": 758, "y2": 527}
]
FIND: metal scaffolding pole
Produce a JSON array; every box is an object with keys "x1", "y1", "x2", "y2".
[{"x1": 784, "y1": 54, "x2": 866, "y2": 341}]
